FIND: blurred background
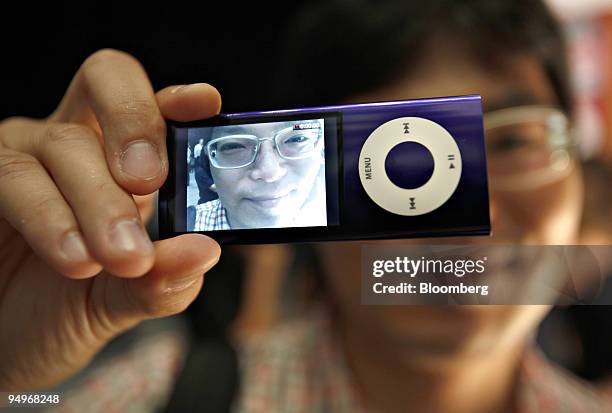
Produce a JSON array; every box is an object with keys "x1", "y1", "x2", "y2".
[
  {"x1": 549, "y1": 0, "x2": 612, "y2": 161},
  {"x1": 4, "y1": 0, "x2": 612, "y2": 152}
]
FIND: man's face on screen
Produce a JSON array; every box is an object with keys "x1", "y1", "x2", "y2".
[{"x1": 209, "y1": 121, "x2": 323, "y2": 228}]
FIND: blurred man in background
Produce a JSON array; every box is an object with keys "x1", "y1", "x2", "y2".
[{"x1": 234, "y1": 1, "x2": 611, "y2": 412}]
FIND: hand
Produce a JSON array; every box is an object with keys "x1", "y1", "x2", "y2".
[{"x1": 0, "y1": 49, "x2": 222, "y2": 390}]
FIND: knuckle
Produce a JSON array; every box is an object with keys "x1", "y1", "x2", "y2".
[
  {"x1": 0, "y1": 151, "x2": 39, "y2": 181},
  {"x1": 29, "y1": 196, "x2": 67, "y2": 220},
  {"x1": 0, "y1": 116, "x2": 26, "y2": 128},
  {"x1": 0, "y1": 117, "x2": 32, "y2": 148},
  {"x1": 45, "y1": 123, "x2": 97, "y2": 146},
  {"x1": 82, "y1": 48, "x2": 138, "y2": 71},
  {"x1": 13, "y1": 194, "x2": 69, "y2": 232}
]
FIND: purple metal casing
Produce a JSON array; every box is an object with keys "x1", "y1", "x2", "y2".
[{"x1": 160, "y1": 95, "x2": 490, "y2": 243}]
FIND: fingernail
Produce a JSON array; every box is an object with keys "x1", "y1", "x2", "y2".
[
  {"x1": 120, "y1": 140, "x2": 162, "y2": 180},
  {"x1": 109, "y1": 218, "x2": 154, "y2": 255},
  {"x1": 170, "y1": 83, "x2": 208, "y2": 94},
  {"x1": 170, "y1": 85, "x2": 188, "y2": 94},
  {"x1": 60, "y1": 231, "x2": 91, "y2": 262},
  {"x1": 164, "y1": 277, "x2": 200, "y2": 293}
]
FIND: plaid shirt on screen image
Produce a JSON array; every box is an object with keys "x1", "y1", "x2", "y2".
[{"x1": 194, "y1": 199, "x2": 231, "y2": 231}]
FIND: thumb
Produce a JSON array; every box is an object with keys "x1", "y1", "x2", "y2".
[{"x1": 97, "y1": 234, "x2": 221, "y2": 333}]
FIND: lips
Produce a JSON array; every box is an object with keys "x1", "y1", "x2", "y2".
[
  {"x1": 245, "y1": 190, "x2": 295, "y2": 209},
  {"x1": 248, "y1": 192, "x2": 291, "y2": 202}
]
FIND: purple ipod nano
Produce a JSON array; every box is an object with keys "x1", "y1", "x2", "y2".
[{"x1": 159, "y1": 95, "x2": 490, "y2": 244}]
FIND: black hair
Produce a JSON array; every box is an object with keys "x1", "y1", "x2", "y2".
[{"x1": 272, "y1": 0, "x2": 571, "y2": 114}]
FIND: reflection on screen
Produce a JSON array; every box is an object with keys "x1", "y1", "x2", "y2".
[{"x1": 186, "y1": 118, "x2": 327, "y2": 230}]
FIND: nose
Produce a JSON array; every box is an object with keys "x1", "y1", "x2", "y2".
[
  {"x1": 249, "y1": 140, "x2": 287, "y2": 182},
  {"x1": 487, "y1": 190, "x2": 524, "y2": 241}
]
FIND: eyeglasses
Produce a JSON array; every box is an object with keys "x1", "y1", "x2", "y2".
[
  {"x1": 205, "y1": 126, "x2": 323, "y2": 169},
  {"x1": 483, "y1": 106, "x2": 577, "y2": 191}
]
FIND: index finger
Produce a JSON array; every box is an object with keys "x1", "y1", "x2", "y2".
[{"x1": 51, "y1": 49, "x2": 168, "y2": 196}]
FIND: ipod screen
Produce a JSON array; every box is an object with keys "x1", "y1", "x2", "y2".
[{"x1": 172, "y1": 116, "x2": 341, "y2": 232}]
